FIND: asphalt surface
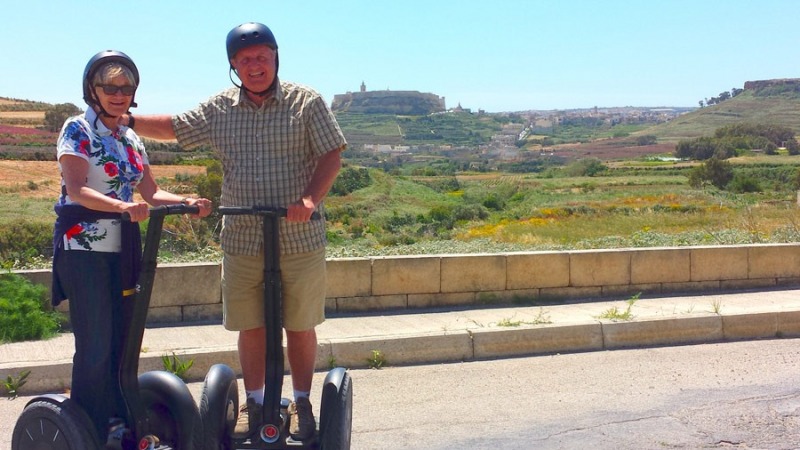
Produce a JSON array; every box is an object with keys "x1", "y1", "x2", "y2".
[{"x1": 3, "y1": 339, "x2": 800, "y2": 449}]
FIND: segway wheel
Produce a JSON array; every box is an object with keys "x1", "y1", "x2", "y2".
[
  {"x1": 12, "y1": 395, "x2": 101, "y2": 450},
  {"x1": 318, "y1": 368, "x2": 353, "y2": 450},
  {"x1": 138, "y1": 370, "x2": 201, "y2": 450},
  {"x1": 198, "y1": 364, "x2": 239, "y2": 450}
]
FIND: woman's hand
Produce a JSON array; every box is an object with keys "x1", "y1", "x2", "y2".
[{"x1": 119, "y1": 201, "x2": 150, "y2": 222}]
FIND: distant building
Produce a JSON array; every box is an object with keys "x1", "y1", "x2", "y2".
[{"x1": 331, "y1": 83, "x2": 446, "y2": 115}]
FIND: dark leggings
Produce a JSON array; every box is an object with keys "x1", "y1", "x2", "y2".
[{"x1": 55, "y1": 250, "x2": 134, "y2": 441}]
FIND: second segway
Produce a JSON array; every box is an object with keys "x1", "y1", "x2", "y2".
[{"x1": 199, "y1": 206, "x2": 352, "y2": 449}]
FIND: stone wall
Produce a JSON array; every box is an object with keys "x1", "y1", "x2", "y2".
[{"x1": 16, "y1": 243, "x2": 800, "y2": 325}]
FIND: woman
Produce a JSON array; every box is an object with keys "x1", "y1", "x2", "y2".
[{"x1": 51, "y1": 50, "x2": 212, "y2": 441}]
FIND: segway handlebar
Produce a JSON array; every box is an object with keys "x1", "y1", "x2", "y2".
[
  {"x1": 121, "y1": 204, "x2": 200, "y2": 221},
  {"x1": 219, "y1": 205, "x2": 321, "y2": 220}
]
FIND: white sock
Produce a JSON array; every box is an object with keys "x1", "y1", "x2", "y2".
[
  {"x1": 294, "y1": 390, "x2": 310, "y2": 401},
  {"x1": 246, "y1": 387, "x2": 265, "y2": 405}
]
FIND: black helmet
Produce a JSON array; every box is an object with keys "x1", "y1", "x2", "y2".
[
  {"x1": 82, "y1": 50, "x2": 139, "y2": 109},
  {"x1": 226, "y1": 22, "x2": 278, "y2": 61},
  {"x1": 226, "y1": 22, "x2": 280, "y2": 95}
]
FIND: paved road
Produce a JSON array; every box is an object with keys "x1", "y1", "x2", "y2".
[{"x1": 3, "y1": 338, "x2": 800, "y2": 449}]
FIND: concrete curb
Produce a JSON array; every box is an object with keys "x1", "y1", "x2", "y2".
[{"x1": 7, "y1": 308, "x2": 798, "y2": 394}]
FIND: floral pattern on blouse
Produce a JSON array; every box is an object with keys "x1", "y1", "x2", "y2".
[{"x1": 56, "y1": 108, "x2": 148, "y2": 252}]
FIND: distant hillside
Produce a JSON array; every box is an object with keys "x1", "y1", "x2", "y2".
[
  {"x1": 0, "y1": 97, "x2": 50, "y2": 127},
  {"x1": 643, "y1": 79, "x2": 800, "y2": 142},
  {"x1": 334, "y1": 111, "x2": 524, "y2": 146}
]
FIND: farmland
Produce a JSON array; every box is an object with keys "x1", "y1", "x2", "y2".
[{"x1": 3, "y1": 88, "x2": 800, "y2": 268}]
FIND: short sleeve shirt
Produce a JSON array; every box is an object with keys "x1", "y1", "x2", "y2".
[
  {"x1": 172, "y1": 81, "x2": 347, "y2": 255},
  {"x1": 56, "y1": 108, "x2": 148, "y2": 252}
]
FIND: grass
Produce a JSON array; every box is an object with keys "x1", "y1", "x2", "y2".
[
  {"x1": 7, "y1": 153, "x2": 800, "y2": 268},
  {"x1": 496, "y1": 309, "x2": 552, "y2": 327},
  {"x1": 2, "y1": 370, "x2": 30, "y2": 398},
  {"x1": 597, "y1": 293, "x2": 640, "y2": 321},
  {"x1": 161, "y1": 353, "x2": 195, "y2": 381},
  {"x1": 366, "y1": 350, "x2": 386, "y2": 369}
]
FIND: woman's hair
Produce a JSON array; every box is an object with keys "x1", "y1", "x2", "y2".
[{"x1": 92, "y1": 63, "x2": 137, "y2": 87}]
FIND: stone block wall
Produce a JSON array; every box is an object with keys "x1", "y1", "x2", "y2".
[{"x1": 15, "y1": 243, "x2": 800, "y2": 324}]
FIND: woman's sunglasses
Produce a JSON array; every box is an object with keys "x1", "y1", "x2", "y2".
[{"x1": 96, "y1": 85, "x2": 136, "y2": 96}]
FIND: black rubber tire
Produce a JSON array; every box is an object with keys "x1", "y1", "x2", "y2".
[
  {"x1": 138, "y1": 370, "x2": 201, "y2": 450},
  {"x1": 319, "y1": 368, "x2": 353, "y2": 450},
  {"x1": 12, "y1": 395, "x2": 101, "y2": 450},
  {"x1": 198, "y1": 364, "x2": 239, "y2": 450}
]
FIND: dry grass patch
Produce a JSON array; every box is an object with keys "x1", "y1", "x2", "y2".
[
  {"x1": 0, "y1": 161, "x2": 206, "y2": 200},
  {"x1": 0, "y1": 111, "x2": 45, "y2": 120}
]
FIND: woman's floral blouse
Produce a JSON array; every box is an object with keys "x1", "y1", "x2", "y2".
[{"x1": 56, "y1": 108, "x2": 148, "y2": 252}]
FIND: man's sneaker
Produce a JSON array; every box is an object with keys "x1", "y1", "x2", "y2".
[
  {"x1": 233, "y1": 398, "x2": 262, "y2": 437},
  {"x1": 288, "y1": 397, "x2": 316, "y2": 440}
]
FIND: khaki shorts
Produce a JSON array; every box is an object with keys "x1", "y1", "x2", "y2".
[{"x1": 221, "y1": 247, "x2": 326, "y2": 332}]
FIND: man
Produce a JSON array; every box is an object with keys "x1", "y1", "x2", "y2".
[{"x1": 126, "y1": 22, "x2": 346, "y2": 441}]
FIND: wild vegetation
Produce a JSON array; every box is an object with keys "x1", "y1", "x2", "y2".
[
  {"x1": 0, "y1": 272, "x2": 64, "y2": 342},
  {"x1": 2, "y1": 86, "x2": 800, "y2": 269}
]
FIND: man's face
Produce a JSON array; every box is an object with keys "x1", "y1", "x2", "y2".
[{"x1": 230, "y1": 45, "x2": 277, "y2": 93}]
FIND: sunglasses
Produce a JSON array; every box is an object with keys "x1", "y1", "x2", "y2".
[{"x1": 96, "y1": 84, "x2": 136, "y2": 96}]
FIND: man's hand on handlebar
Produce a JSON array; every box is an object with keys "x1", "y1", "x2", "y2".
[{"x1": 286, "y1": 196, "x2": 316, "y2": 222}]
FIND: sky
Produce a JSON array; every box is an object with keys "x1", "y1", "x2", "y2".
[{"x1": 2, "y1": 0, "x2": 798, "y2": 114}]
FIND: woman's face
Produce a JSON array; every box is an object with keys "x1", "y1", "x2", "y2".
[{"x1": 94, "y1": 76, "x2": 135, "y2": 117}]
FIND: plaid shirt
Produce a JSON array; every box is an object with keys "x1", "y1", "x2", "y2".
[{"x1": 173, "y1": 81, "x2": 347, "y2": 255}]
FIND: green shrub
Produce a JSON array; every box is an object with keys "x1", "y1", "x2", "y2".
[
  {"x1": 0, "y1": 272, "x2": 63, "y2": 342},
  {"x1": 728, "y1": 174, "x2": 763, "y2": 193},
  {"x1": 331, "y1": 166, "x2": 372, "y2": 196},
  {"x1": 0, "y1": 221, "x2": 52, "y2": 268}
]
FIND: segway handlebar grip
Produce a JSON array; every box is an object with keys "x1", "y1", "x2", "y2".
[
  {"x1": 219, "y1": 206, "x2": 321, "y2": 220},
  {"x1": 121, "y1": 204, "x2": 201, "y2": 221}
]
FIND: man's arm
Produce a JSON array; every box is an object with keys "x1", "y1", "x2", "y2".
[
  {"x1": 286, "y1": 146, "x2": 344, "y2": 222},
  {"x1": 124, "y1": 114, "x2": 177, "y2": 141}
]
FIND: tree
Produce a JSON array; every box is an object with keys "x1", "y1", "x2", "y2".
[
  {"x1": 564, "y1": 158, "x2": 606, "y2": 177},
  {"x1": 635, "y1": 135, "x2": 657, "y2": 146},
  {"x1": 703, "y1": 158, "x2": 734, "y2": 189},
  {"x1": 43, "y1": 103, "x2": 81, "y2": 132}
]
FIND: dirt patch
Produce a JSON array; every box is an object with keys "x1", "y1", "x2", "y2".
[
  {"x1": 0, "y1": 98, "x2": 23, "y2": 106},
  {"x1": 0, "y1": 111, "x2": 45, "y2": 120},
  {"x1": 0, "y1": 161, "x2": 206, "y2": 199},
  {"x1": 553, "y1": 142, "x2": 676, "y2": 161}
]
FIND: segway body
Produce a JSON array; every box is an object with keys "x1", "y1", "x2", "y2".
[
  {"x1": 206, "y1": 206, "x2": 353, "y2": 449},
  {"x1": 12, "y1": 204, "x2": 201, "y2": 450}
]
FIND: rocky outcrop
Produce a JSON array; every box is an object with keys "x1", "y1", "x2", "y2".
[{"x1": 744, "y1": 78, "x2": 800, "y2": 91}]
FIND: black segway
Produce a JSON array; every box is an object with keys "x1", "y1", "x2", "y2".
[
  {"x1": 200, "y1": 206, "x2": 352, "y2": 449},
  {"x1": 12, "y1": 204, "x2": 202, "y2": 450}
]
